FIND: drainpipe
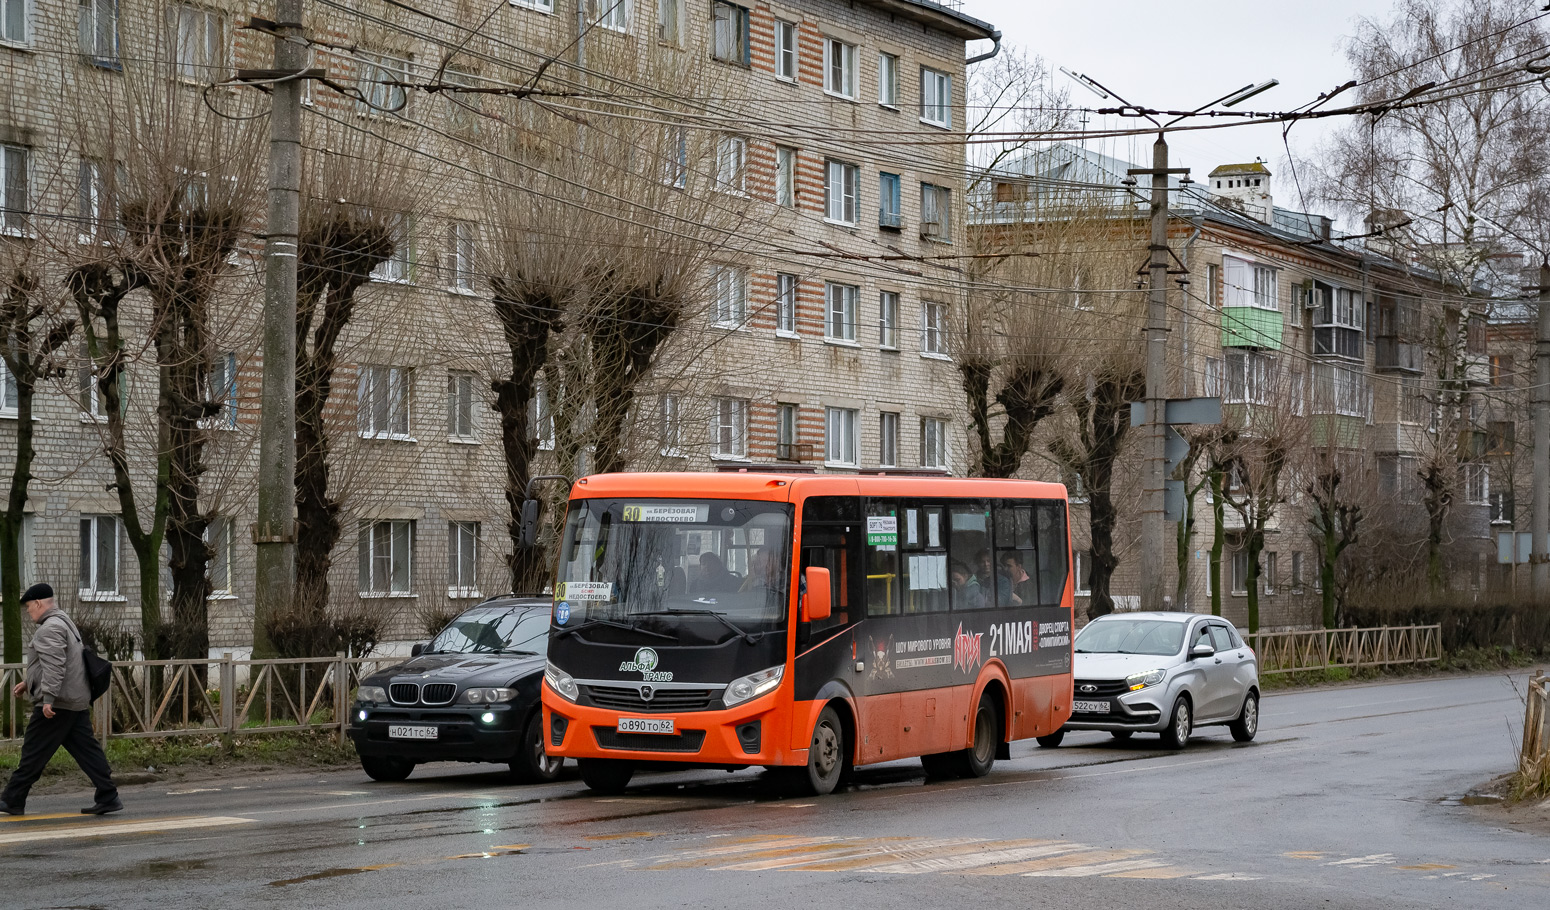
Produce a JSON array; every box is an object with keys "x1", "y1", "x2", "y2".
[
  {"x1": 576, "y1": 0, "x2": 586, "y2": 70},
  {"x1": 1179, "y1": 213, "x2": 1204, "y2": 398},
  {"x1": 966, "y1": 30, "x2": 1001, "y2": 66}
]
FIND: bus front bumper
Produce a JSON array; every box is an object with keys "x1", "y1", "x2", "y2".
[{"x1": 542, "y1": 688, "x2": 802, "y2": 768}]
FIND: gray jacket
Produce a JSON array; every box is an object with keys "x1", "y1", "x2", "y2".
[{"x1": 26, "y1": 608, "x2": 92, "y2": 712}]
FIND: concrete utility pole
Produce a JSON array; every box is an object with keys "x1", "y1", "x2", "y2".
[
  {"x1": 1534, "y1": 263, "x2": 1550, "y2": 594},
  {"x1": 253, "y1": 1, "x2": 305, "y2": 656},
  {"x1": 1139, "y1": 133, "x2": 1172, "y2": 612}
]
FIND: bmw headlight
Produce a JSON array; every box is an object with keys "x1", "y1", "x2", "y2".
[
  {"x1": 357, "y1": 685, "x2": 388, "y2": 704},
  {"x1": 723, "y1": 665, "x2": 785, "y2": 708},
  {"x1": 544, "y1": 661, "x2": 579, "y2": 702},
  {"x1": 460, "y1": 687, "x2": 517, "y2": 704},
  {"x1": 1126, "y1": 669, "x2": 1167, "y2": 692}
]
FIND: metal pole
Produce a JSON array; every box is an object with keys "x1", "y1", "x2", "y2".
[
  {"x1": 1139, "y1": 133, "x2": 1170, "y2": 611},
  {"x1": 253, "y1": 2, "x2": 304, "y2": 656},
  {"x1": 1533, "y1": 264, "x2": 1550, "y2": 593}
]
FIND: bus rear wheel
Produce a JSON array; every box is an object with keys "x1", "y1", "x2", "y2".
[{"x1": 578, "y1": 759, "x2": 634, "y2": 794}]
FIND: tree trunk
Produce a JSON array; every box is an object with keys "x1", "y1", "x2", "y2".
[
  {"x1": 1078, "y1": 374, "x2": 1138, "y2": 617},
  {"x1": 1, "y1": 369, "x2": 35, "y2": 665},
  {"x1": 1244, "y1": 527, "x2": 1264, "y2": 633}
]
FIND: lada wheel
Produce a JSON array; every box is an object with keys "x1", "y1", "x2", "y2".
[
  {"x1": 579, "y1": 759, "x2": 634, "y2": 794},
  {"x1": 1229, "y1": 691, "x2": 1260, "y2": 743},
  {"x1": 1160, "y1": 696, "x2": 1192, "y2": 750}
]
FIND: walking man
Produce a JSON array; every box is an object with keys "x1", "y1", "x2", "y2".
[{"x1": 0, "y1": 584, "x2": 121, "y2": 816}]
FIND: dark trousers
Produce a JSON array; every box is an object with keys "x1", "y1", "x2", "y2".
[{"x1": 1, "y1": 707, "x2": 117, "y2": 807}]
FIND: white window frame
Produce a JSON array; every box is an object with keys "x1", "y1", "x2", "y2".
[
  {"x1": 878, "y1": 171, "x2": 901, "y2": 228},
  {"x1": 206, "y1": 515, "x2": 235, "y2": 597},
  {"x1": 878, "y1": 290, "x2": 899, "y2": 350},
  {"x1": 776, "y1": 402, "x2": 798, "y2": 460},
  {"x1": 921, "y1": 300, "x2": 948, "y2": 356},
  {"x1": 512, "y1": 0, "x2": 556, "y2": 11},
  {"x1": 920, "y1": 416, "x2": 947, "y2": 469},
  {"x1": 877, "y1": 52, "x2": 898, "y2": 107},
  {"x1": 1312, "y1": 362, "x2": 1369, "y2": 419},
  {"x1": 447, "y1": 370, "x2": 478, "y2": 441},
  {"x1": 79, "y1": 515, "x2": 120, "y2": 600},
  {"x1": 825, "y1": 281, "x2": 857, "y2": 343},
  {"x1": 823, "y1": 37, "x2": 856, "y2": 99},
  {"x1": 448, "y1": 520, "x2": 481, "y2": 599},
  {"x1": 1464, "y1": 462, "x2": 1488, "y2": 505},
  {"x1": 714, "y1": 135, "x2": 746, "y2": 194},
  {"x1": 775, "y1": 146, "x2": 796, "y2": 208},
  {"x1": 1264, "y1": 551, "x2": 1277, "y2": 596},
  {"x1": 920, "y1": 66, "x2": 952, "y2": 128},
  {"x1": 774, "y1": 19, "x2": 797, "y2": 81},
  {"x1": 1291, "y1": 551, "x2": 1304, "y2": 591},
  {"x1": 879, "y1": 411, "x2": 898, "y2": 467},
  {"x1": 79, "y1": 0, "x2": 119, "y2": 65},
  {"x1": 775, "y1": 272, "x2": 798, "y2": 336},
  {"x1": 1222, "y1": 257, "x2": 1279, "y2": 311},
  {"x1": 711, "y1": 1, "x2": 748, "y2": 65},
  {"x1": 920, "y1": 183, "x2": 951, "y2": 240},
  {"x1": 0, "y1": 358, "x2": 17, "y2": 416},
  {"x1": 1223, "y1": 350, "x2": 1274, "y2": 406},
  {"x1": 76, "y1": 158, "x2": 112, "y2": 244},
  {"x1": 659, "y1": 392, "x2": 683, "y2": 456},
  {"x1": 358, "y1": 50, "x2": 411, "y2": 117},
  {"x1": 1, "y1": 144, "x2": 29, "y2": 236},
  {"x1": 825, "y1": 406, "x2": 859, "y2": 467},
  {"x1": 370, "y1": 214, "x2": 410, "y2": 283},
  {"x1": 824, "y1": 159, "x2": 859, "y2": 225},
  {"x1": 357, "y1": 364, "x2": 413, "y2": 440},
  {"x1": 1074, "y1": 550, "x2": 1091, "y2": 596},
  {"x1": 592, "y1": 0, "x2": 628, "y2": 31},
  {"x1": 656, "y1": 0, "x2": 680, "y2": 43},
  {"x1": 200, "y1": 351, "x2": 238, "y2": 429},
  {"x1": 712, "y1": 265, "x2": 747, "y2": 328},
  {"x1": 1230, "y1": 548, "x2": 1249, "y2": 596},
  {"x1": 710, "y1": 397, "x2": 747, "y2": 460},
  {"x1": 168, "y1": 4, "x2": 223, "y2": 81},
  {"x1": 359, "y1": 519, "x2": 415, "y2": 597},
  {"x1": 448, "y1": 220, "x2": 476, "y2": 292},
  {"x1": 532, "y1": 375, "x2": 554, "y2": 451},
  {"x1": 2, "y1": 0, "x2": 31, "y2": 46}
]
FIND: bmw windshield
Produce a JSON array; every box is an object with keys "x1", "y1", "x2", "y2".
[{"x1": 554, "y1": 498, "x2": 793, "y2": 644}]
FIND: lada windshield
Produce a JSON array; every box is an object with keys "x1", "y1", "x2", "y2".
[
  {"x1": 555, "y1": 498, "x2": 794, "y2": 642},
  {"x1": 1073, "y1": 618, "x2": 1186, "y2": 657}
]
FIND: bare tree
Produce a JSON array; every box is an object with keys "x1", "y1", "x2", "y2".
[
  {"x1": 1220, "y1": 385, "x2": 1306, "y2": 633},
  {"x1": 1305, "y1": 450, "x2": 1366, "y2": 628}
]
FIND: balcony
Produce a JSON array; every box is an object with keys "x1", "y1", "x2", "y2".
[
  {"x1": 1221, "y1": 307, "x2": 1283, "y2": 349},
  {"x1": 776, "y1": 442, "x2": 814, "y2": 463},
  {"x1": 1374, "y1": 337, "x2": 1422, "y2": 373}
]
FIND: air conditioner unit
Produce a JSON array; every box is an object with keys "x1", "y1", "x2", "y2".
[{"x1": 919, "y1": 218, "x2": 942, "y2": 239}]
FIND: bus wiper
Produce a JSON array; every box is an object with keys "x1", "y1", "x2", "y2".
[
  {"x1": 553, "y1": 619, "x2": 675, "y2": 642},
  {"x1": 640, "y1": 609, "x2": 762, "y2": 645}
]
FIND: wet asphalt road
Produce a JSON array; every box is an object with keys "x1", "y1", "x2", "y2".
[{"x1": 2, "y1": 673, "x2": 1545, "y2": 910}]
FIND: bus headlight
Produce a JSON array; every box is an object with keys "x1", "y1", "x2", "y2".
[
  {"x1": 723, "y1": 665, "x2": 784, "y2": 708},
  {"x1": 1126, "y1": 669, "x2": 1167, "y2": 691},
  {"x1": 545, "y1": 661, "x2": 579, "y2": 702}
]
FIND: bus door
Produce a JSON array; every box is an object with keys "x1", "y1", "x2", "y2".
[{"x1": 795, "y1": 497, "x2": 865, "y2": 751}]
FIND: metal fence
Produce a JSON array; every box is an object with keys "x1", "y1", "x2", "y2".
[
  {"x1": 1523, "y1": 672, "x2": 1549, "y2": 780},
  {"x1": 1246, "y1": 625, "x2": 1442, "y2": 675},
  {"x1": 0, "y1": 653, "x2": 404, "y2": 746}
]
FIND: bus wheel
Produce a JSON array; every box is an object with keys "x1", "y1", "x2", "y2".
[
  {"x1": 919, "y1": 752, "x2": 959, "y2": 779},
  {"x1": 802, "y1": 706, "x2": 846, "y2": 796},
  {"x1": 579, "y1": 759, "x2": 634, "y2": 794},
  {"x1": 960, "y1": 698, "x2": 999, "y2": 778}
]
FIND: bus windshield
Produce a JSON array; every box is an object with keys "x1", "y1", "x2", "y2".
[{"x1": 556, "y1": 498, "x2": 794, "y2": 642}]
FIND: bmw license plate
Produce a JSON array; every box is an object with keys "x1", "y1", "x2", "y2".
[
  {"x1": 617, "y1": 717, "x2": 674, "y2": 735},
  {"x1": 1072, "y1": 700, "x2": 1110, "y2": 714},
  {"x1": 388, "y1": 724, "x2": 438, "y2": 740}
]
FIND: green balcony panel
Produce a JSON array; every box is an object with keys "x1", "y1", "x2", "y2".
[{"x1": 1221, "y1": 306, "x2": 1283, "y2": 349}]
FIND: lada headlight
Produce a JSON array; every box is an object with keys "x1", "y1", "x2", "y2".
[
  {"x1": 1126, "y1": 669, "x2": 1167, "y2": 691},
  {"x1": 723, "y1": 665, "x2": 784, "y2": 708},
  {"x1": 544, "y1": 661, "x2": 579, "y2": 702}
]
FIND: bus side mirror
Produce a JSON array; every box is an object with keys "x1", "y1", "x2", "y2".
[
  {"x1": 519, "y1": 498, "x2": 540, "y2": 547},
  {"x1": 803, "y1": 567, "x2": 831, "y2": 623}
]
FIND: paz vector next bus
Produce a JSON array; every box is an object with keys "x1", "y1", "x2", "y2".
[{"x1": 540, "y1": 470, "x2": 1074, "y2": 795}]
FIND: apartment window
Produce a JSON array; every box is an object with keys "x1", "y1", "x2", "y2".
[
  {"x1": 714, "y1": 135, "x2": 745, "y2": 193},
  {"x1": 1222, "y1": 258, "x2": 1277, "y2": 310},
  {"x1": 711, "y1": 1, "x2": 749, "y2": 65},
  {"x1": 711, "y1": 397, "x2": 747, "y2": 459},
  {"x1": 1, "y1": 0, "x2": 28, "y2": 44},
  {"x1": 0, "y1": 515, "x2": 35, "y2": 586},
  {"x1": 1264, "y1": 551, "x2": 1278, "y2": 595},
  {"x1": 79, "y1": 0, "x2": 118, "y2": 64},
  {"x1": 359, "y1": 519, "x2": 414, "y2": 596},
  {"x1": 592, "y1": 0, "x2": 627, "y2": 30},
  {"x1": 531, "y1": 376, "x2": 554, "y2": 450},
  {"x1": 878, "y1": 291, "x2": 899, "y2": 349},
  {"x1": 775, "y1": 272, "x2": 798, "y2": 335},
  {"x1": 1490, "y1": 355, "x2": 1515, "y2": 388},
  {"x1": 1464, "y1": 463, "x2": 1488, "y2": 504},
  {"x1": 1230, "y1": 548, "x2": 1249, "y2": 596},
  {"x1": 1291, "y1": 551, "x2": 1304, "y2": 590},
  {"x1": 206, "y1": 516, "x2": 234, "y2": 596},
  {"x1": 878, "y1": 52, "x2": 898, "y2": 107},
  {"x1": 825, "y1": 407, "x2": 858, "y2": 466},
  {"x1": 823, "y1": 37, "x2": 856, "y2": 98},
  {"x1": 712, "y1": 265, "x2": 747, "y2": 327},
  {"x1": 79, "y1": 515, "x2": 119, "y2": 598},
  {"x1": 448, "y1": 521, "x2": 480, "y2": 598},
  {"x1": 447, "y1": 371, "x2": 477, "y2": 440},
  {"x1": 0, "y1": 359, "x2": 15, "y2": 415},
  {"x1": 659, "y1": 393, "x2": 682, "y2": 456},
  {"x1": 920, "y1": 66, "x2": 952, "y2": 127},
  {"x1": 878, "y1": 172, "x2": 901, "y2": 228},
  {"x1": 775, "y1": 146, "x2": 796, "y2": 207},
  {"x1": 513, "y1": 0, "x2": 555, "y2": 10},
  {"x1": 1490, "y1": 490, "x2": 1514, "y2": 524},
  {"x1": 1, "y1": 144, "x2": 28, "y2": 235},
  {"x1": 371, "y1": 215, "x2": 410, "y2": 282},
  {"x1": 448, "y1": 221, "x2": 476, "y2": 291},
  {"x1": 776, "y1": 403, "x2": 798, "y2": 461},
  {"x1": 168, "y1": 5, "x2": 222, "y2": 80},
  {"x1": 1203, "y1": 356, "x2": 1222, "y2": 397},
  {"x1": 1312, "y1": 363, "x2": 1368, "y2": 418},
  {"x1": 656, "y1": 0, "x2": 680, "y2": 43},
  {"x1": 202, "y1": 351, "x2": 238, "y2": 428},
  {"x1": 774, "y1": 19, "x2": 797, "y2": 80},
  {"x1": 920, "y1": 183, "x2": 951, "y2": 240},
  {"x1": 76, "y1": 159, "x2": 124, "y2": 242},
  {"x1": 1074, "y1": 550, "x2": 1091, "y2": 596},
  {"x1": 824, "y1": 159, "x2": 859, "y2": 225},
  {"x1": 921, "y1": 300, "x2": 948, "y2": 355},
  {"x1": 825, "y1": 282, "x2": 857, "y2": 342},
  {"x1": 1224, "y1": 350, "x2": 1273, "y2": 406},
  {"x1": 920, "y1": 417, "x2": 947, "y2": 469},
  {"x1": 358, "y1": 50, "x2": 411, "y2": 117},
  {"x1": 1314, "y1": 285, "x2": 1364, "y2": 359},
  {"x1": 358, "y1": 365, "x2": 412, "y2": 439},
  {"x1": 878, "y1": 411, "x2": 898, "y2": 467}
]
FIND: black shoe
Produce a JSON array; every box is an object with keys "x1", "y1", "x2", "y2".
[
  {"x1": 0, "y1": 800, "x2": 22, "y2": 816},
  {"x1": 80, "y1": 798, "x2": 123, "y2": 815}
]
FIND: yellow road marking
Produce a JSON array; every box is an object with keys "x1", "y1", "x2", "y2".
[
  {"x1": 1285, "y1": 851, "x2": 1326, "y2": 860},
  {"x1": 1106, "y1": 866, "x2": 1197, "y2": 879},
  {"x1": 646, "y1": 837, "x2": 854, "y2": 869},
  {"x1": 724, "y1": 838, "x2": 981, "y2": 872},
  {"x1": 868, "y1": 842, "x2": 1081, "y2": 875},
  {"x1": 962, "y1": 848, "x2": 1145, "y2": 876},
  {"x1": 0, "y1": 812, "x2": 81, "y2": 824},
  {"x1": 492, "y1": 844, "x2": 531, "y2": 850},
  {"x1": 584, "y1": 832, "x2": 653, "y2": 841},
  {"x1": 0, "y1": 815, "x2": 255, "y2": 846},
  {"x1": 1399, "y1": 863, "x2": 1456, "y2": 870},
  {"x1": 1026, "y1": 858, "x2": 1168, "y2": 877}
]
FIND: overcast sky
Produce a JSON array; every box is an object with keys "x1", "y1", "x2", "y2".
[{"x1": 966, "y1": 0, "x2": 1402, "y2": 210}]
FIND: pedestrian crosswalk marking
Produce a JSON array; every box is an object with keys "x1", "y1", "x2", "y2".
[
  {"x1": 0, "y1": 812, "x2": 81, "y2": 824},
  {"x1": 1025, "y1": 858, "x2": 1170, "y2": 877},
  {"x1": 962, "y1": 848, "x2": 1144, "y2": 876},
  {"x1": 0, "y1": 815, "x2": 255, "y2": 847}
]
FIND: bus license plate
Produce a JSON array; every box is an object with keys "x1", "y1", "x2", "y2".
[
  {"x1": 1072, "y1": 700, "x2": 1110, "y2": 714},
  {"x1": 388, "y1": 724, "x2": 438, "y2": 740},
  {"x1": 618, "y1": 717, "x2": 674, "y2": 735}
]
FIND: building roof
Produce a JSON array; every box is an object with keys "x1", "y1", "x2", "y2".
[
  {"x1": 1208, "y1": 162, "x2": 1272, "y2": 177},
  {"x1": 861, "y1": 0, "x2": 1000, "y2": 42}
]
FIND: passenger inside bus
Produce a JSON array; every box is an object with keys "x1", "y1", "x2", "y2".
[
  {"x1": 693, "y1": 552, "x2": 741, "y2": 594},
  {"x1": 1000, "y1": 552, "x2": 1036, "y2": 606},
  {"x1": 949, "y1": 560, "x2": 986, "y2": 610}
]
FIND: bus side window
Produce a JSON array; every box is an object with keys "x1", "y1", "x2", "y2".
[
  {"x1": 901, "y1": 503, "x2": 948, "y2": 613},
  {"x1": 992, "y1": 502, "x2": 1036, "y2": 607},
  {"x1": 1035, "y1": 500, "x2": 1069, "y2": 605},
  {"x1": 948, "y1": 503, "x2": 992, "y2": 610},
  {"x1": 864, "y1": 499, "x2": 900, "y2": 617},
  {"x1": 800, "y1": 496, "x2": 863, "y2": 633}
]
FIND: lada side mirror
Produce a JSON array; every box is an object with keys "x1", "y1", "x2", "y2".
[
  {"x1": 1189, "y1": 643, "x2": 1215, "y2": 660},
  {"x1": 803, "y1": 567, "x2": 832, "y2": 623}
]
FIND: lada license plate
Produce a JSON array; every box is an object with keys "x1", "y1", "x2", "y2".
[
  {"x1": 618, "y1": 717, "x2": 674, "y2": 735},
  {"x1": 388, "y1": 724, "x2": 438, "y2": 740},
  {"x1": 1072, "y1": 700, "x2": 1110, "y2": 714}
]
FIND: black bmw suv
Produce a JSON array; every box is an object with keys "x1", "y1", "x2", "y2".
[{"x1": 347, "y1": 596, "x2": 560, "y2": 783}]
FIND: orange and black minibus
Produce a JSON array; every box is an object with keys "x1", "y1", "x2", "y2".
[{"x1": 541, "y1": 470, "x2": 1074, "y2": 795}]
